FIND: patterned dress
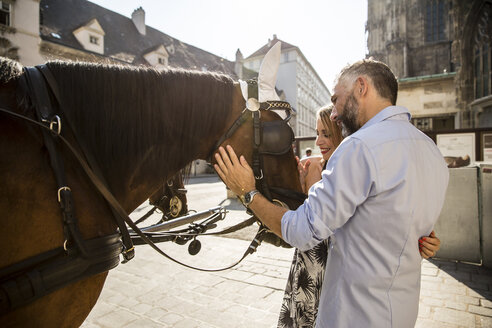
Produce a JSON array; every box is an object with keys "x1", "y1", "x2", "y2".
[{"x1": 277, "y1": 239, "x2": 329, "y2": 328}]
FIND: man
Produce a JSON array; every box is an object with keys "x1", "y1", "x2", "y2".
[
  {"x1": 302, "y1": 147, "x2": 312, "y2": 159},
  {"x1": 214, "y1": 59, "x2": 449, "y2": 327}
]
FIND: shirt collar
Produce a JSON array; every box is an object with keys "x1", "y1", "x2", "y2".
[{"x1": 359, "y1": 106, "x2": 411, "y2": 131}]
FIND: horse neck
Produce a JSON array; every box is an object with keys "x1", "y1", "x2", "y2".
[{"x1": 53, "y1": 64, "x2": 243, "y2": 211}]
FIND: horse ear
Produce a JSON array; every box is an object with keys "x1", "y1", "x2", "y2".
[
  {"x1": 238, "y1": 79, "x2": 248, "y2": 101},
  {"x1": 258, "y1": 41, "x2": 281, "y2": 103}
]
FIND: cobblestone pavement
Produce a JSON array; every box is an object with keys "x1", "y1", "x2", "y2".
[{"x1": 81, "y1": 176, "x2": 492, "y2": 328}]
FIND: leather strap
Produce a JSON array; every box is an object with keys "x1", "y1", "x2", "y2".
[
  {"x1": 23, "y1": 67, "x2": 89, "y2": 257},
  {"x1": 35, "y1": 65, "x2": 135, "y2": 262},
  {"x1": 0, "y1": 234, "x2": 122, "y2": 315}
]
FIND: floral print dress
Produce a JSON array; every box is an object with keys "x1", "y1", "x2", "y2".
[{"x1": 277, "y1": 239, "x2": 329, "y2": 328}]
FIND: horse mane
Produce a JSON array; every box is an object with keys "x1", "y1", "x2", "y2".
[
  {"x1": 44, "y1": 60, "x2": 235, "y2": 187},
  {"x1": 0, "y1": 56, "x2": 23, "y2": 83}
]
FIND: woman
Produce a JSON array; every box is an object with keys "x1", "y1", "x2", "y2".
[{"x1": 277, "y1": 105, "x2": 441, "y2": 328}]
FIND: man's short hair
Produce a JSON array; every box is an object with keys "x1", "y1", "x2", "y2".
[{"x1": 337, "y1": 59, "x2": 398, "y2": 105}]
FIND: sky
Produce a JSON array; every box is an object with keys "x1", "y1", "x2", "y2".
[{"x1": 89, "y1": 0, "x2": 368, "y2": 91}]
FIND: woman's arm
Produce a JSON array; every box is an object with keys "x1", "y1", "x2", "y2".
[
  {"x1": 419, "y1": 230, "x2": 440, "y2": 259},
  {"x1": 304, "y1": 159, "x2": 323, "y2": 191}
]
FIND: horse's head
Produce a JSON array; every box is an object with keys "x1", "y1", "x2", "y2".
[{"x1": 213, "y1": 42, "x2": 305, "y2": 216}]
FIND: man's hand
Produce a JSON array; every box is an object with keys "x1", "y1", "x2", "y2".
[
  {"x1": 214, "y1": 145, "x2": 256, "y2": 196},
  {"x1": 214, "y1": 145, "x2": 288, "y2": 238}
]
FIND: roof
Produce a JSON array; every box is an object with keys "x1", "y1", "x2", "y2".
[
  {"x1": 246, "y1": 37, "x2": 298, "y2": 59},
  {"x1": 39, "y1": 0, "x2": 236, "y2": 75}
]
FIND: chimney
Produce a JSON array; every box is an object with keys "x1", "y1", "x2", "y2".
[
  {"x1": 235, "y1": 49, "x2": 243, "y2": 79},
  {"x1": 132, "y1": 7, "x2": 146, "y2": 35}
]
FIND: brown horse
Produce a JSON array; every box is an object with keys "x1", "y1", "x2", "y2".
[{"x1": 0, "y1": 57, "x2": 303, "y2": 327}]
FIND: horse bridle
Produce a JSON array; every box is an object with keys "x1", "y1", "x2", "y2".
[{"x1": 212, "y1": 79, "x2": 307, "y2": 206}]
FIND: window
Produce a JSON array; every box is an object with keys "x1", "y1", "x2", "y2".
[
  {"x1": 282, "y1": 52, "x2": 289, "y2": 63},
  {"x1": 425, "y1": 0, "x2": 446, "y2": 42},
  {"x1": 474, "y1": 3, "x2": 492, "y2": 99},
  {"x1": 158, "y1": 57, "x2": 166, "y2": 65},
  {"x1": 89, "y1": 35, "x2": 99, "y2": 45},
  {"x1": 474, "y1": 43, "x2": 491, "y2": 99},
  {"x1": 0, "y1": 1, "x2": 10, "y2": 26}
]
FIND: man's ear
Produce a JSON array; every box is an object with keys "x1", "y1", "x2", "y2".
[{"x1": 356, "y1": 76, "x2": 368, "y2": 97}]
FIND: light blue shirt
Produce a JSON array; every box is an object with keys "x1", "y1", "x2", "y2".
[{"x1": 281, "y1": 106, "x2": 449, "y2": 328}]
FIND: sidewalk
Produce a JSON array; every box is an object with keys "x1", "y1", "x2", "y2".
[{"x1": 81, "y1": 235, "x2": 492, "y2": 328}]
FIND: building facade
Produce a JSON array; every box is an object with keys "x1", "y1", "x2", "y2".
[
  {"x1": 1, "y1": 0, "x2": 238, "y2": 75},
  {"x1": 367, "y1": 0, "x2": 492, "y2": 130},
  {"x1": 243, "y1": 35, "x2": 331, "y2": 137}
]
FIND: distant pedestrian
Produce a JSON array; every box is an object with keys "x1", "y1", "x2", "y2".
[{"x1": 301, "y1": 147, "x2": 312, "y2": 159}]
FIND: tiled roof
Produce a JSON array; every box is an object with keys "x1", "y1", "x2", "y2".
[
  {"x1": 39, "y1": 0, "x2": 236, "y2": 75},
  {"x1": 246, "y1": 37, "x2": 298, "y2": 59}
]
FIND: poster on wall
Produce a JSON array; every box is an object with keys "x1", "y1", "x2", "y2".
[
  {"x1": 436, "y1": 133, "x2": 475, "y2": 166},
  {"x1": 484, "y1": 133, "x2": 492, "y2": 162}
]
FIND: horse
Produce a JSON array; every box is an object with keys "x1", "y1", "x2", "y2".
[{"x1": 0, "y1": 56, "x2": 304, "y2": 327}]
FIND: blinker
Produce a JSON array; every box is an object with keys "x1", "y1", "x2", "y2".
[{"x1": 259, "y1": 120, "x2": 295, "y2": 156}]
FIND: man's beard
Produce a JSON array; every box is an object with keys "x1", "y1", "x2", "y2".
[{"x1": 339, "y1": 93, "x2": 360, "y2": 137}]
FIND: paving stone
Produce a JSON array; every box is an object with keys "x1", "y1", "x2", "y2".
[
  {"x1": 421, "y1": 275, "x2": 443, "y2": 283},
  {"x1": 418, "y1": 304, "x2": 431, "y2": 318},
  {"x1": 478, "y1": 315, "x2": 492, "y2": 328},
  {"x1": 95, "y1": 308, "x2": 140, "y2": 327},
  {"x1": 456, "y1": 295, "x2": 481, "y2": 306},
  {"x1": 441, "y1": 282, "x2": 467, "y2": 295},
  {"x1": 415, "y1": 318, "x2": 460, "y2": 328},
  {"x1": 158, "y1": 312, "x2": 185, "y2": 325},
  {"x1": 480, "y1": 298, "x2": 492, "y2": 309},
  {"x1": 131, "y1": 303, "x2": 154, "y2": 315},
  {"x1": 422, "y1": 297, "x2": 444, "y2": 307},
  {"x1": 122, "y1": 317, "x2": 167, "y2": 328},
  {"x1": 422, "y1": 266, "x2": 439, "y2": 276},
  {"x1": 444, "y1": 300, "x2": 468, "y2": 311},
  {"x1": 430, "y1": 292, "x2": 458, "y2": 300},
  {"x1": 421, "y1": 280, "x2": 440, "y2": 291},
  {"x1": 244, "y1": 273, "x2": 274, "y2": 286},
  {"x1": 173, "y1": 318, "x2": 204, "y2": 328},
  {"x1": 83, "y1": 301, "x2": 117, "y2": 321},
  {"x1": 144, "y1": 307, "x2": 169, "y2": 319},
  {"x1": 469, "y1": 304, "x2": 492, "y2": 317},
  {"x1": 219, "y1": 268, "x2": 255, "y2": 281},
  {"x1": 433, "y1": 308, "x2": 476, "y2": 327}
]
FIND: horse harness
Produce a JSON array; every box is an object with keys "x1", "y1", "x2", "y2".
[{"x1": 0, "y1": 67, "x2": 306, "y2": 315}]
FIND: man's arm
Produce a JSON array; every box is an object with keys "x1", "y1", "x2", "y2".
[{"x1": 214, "y1": 145, "x2": 287, "y2": 237}]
